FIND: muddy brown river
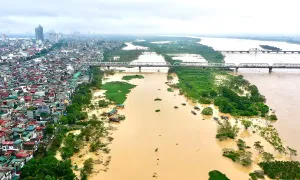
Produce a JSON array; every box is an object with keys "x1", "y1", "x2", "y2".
[
  {"x1": 90, "y1": 38, "x2": 300, "y2": 179},
  {"x1": 92, "y1": 73, "x2": 250, "y2": 180}
]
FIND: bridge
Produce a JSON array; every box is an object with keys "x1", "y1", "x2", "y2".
[
  {"x1": 217, "y1": 48, "x2": 300, "y2": 54},
  {"x1": 83, "y1": 61, "x2": 300, "y2": 73}
]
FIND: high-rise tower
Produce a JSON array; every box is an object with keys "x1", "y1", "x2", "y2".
[{"x1": 35, "y1": 25, "x2": 44, "y2": 42}]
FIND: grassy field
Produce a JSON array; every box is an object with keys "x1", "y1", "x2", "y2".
[
  {"x1": 122, "y1": 75, "x2": 144, "y2": 81},
  {"x1": 102, "y1": 81, "x2": 136, "y2": 104}
]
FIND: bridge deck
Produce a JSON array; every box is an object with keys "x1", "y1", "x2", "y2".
[{"x1": 83, "y1": 62, "x2": 300, "y2": 69}]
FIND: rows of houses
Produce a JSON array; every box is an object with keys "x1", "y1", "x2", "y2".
[{"x1": 0, "y1": 38, "x2": 123, "y2": 179}]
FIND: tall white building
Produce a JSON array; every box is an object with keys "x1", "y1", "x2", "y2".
[
  {"x1": 1, "y1": 34, "x2": 6, "y2": 42},
  {"x1": 49, "y1": 32, "x2": 58, "y2": 42},
  {"x1": 49, "y1": 32, "x2": 63, "y2": 43}
]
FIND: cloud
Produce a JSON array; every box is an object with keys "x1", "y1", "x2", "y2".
[{"x1": 0, "y1": 0, "x2": 300, "y2": 35}]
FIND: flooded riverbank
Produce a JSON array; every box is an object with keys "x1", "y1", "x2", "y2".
[{"x1": 200, "y1": 37, "x2": 300, "y2": 160}]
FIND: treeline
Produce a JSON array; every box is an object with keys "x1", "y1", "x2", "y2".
[
  {"x1": 259, "y1": 45, "x2": 282, "y2": 51},
  {"x1": 173, "y1": 68, "x2": 269, "y2": 116},
  {"x1": 259, "y1": 161, "x2": 300, "y2": 179},
  {"x1": 61, "y1": 67, "x2": 104, "y2": 125}
]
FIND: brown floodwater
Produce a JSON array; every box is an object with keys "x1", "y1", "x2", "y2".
[
  {"x1": 91, "y1": 73, "x2": 251, "y2": 180},
  {"x1": 240, "y1": 71, "x2": 300, "y2": 161}
]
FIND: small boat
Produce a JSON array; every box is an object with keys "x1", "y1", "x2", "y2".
[{"x1": 191, "y1": 111, "x2": 197, "y2": 115}]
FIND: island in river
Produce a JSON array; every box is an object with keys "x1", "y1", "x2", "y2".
[{"x1": 259, "y1": 45, "x2": 282, "y2": 51}]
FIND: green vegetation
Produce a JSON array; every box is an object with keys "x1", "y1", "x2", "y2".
[
  {"x1": 223, "y1": 148, "x2": 253, "y2": 166},
  {"x1": 133, "y1": 39, "x2": 224, "y2": 63},
  {"x1": 259, "y1": 161, "x2": 300, "y2": 179},
  {"x1": 60, "y1": 133, "x2": 82, "y2": 159},
  {"x1": 201, "y1": 107, "x2": 213, "y2": 115},
  {"x1": 262, "y1": 152, "x2": 275, "y2": 162},
  {"x1": 20, "y1": 156, "x2": 75, "y2": 179},
  {"x1": 260, "y1": 45, "x2": 282, "y2": 51},
  {"x1": 122, "y1": 75, "x2": 144, "y2": 81},
  {"x1": 258, "y1": 125, "x2": 285, "y2": 153},
  {"x1": 168, "y1": 68, "x2": 269, "y2": 116},
  {"x1": 254, "y1": 141, "x2": 264, "y2": 154},
  {"x1": 167, "y1": 88, "x2": 174, "y2": 92},
  {"x1": 268, "y1": 114, "x2": 278, "y2": 121},
  {"x1": 98, "y1": 100, "x2": 109, "y2": 108},
  {"x1": 237, "y1": 139, "x2": 249, "y2": 151},
  {"x1": 154, "y1": 98, "x2": 162, "y2": 101},
  {"x1": 155, "y1": 109, "x2": 161, "y2": 112},
  {"x1": 80, "y1": 158, "x2": 94, "y2": 178},
  {"x1": 216, "y1": 121, "x2": 239, "y2": 141},
  {"x1": 241, "y1": 120, "x2": 253, "y2": 130},
  {"x1": 287, "y1": 146, "x2": 298, "y2": 159},
  {"x1": 249, "y1": 170, "x2": 265, "y2": 180},
  {"x1": 167, "y1": 75, "x2": 174, "y2": 82},
  {"x1": 208, "y1": 170, "x2": 230, "y2": 180},
  {"x1": 102, "y1": 81, "x2": 136, "y2": 104},
  {"x1": 104, "y1": 49, "x2": 145, "y2": 62}
]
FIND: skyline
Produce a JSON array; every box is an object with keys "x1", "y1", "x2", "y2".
[{"x1": 1, "y1": 0, "x2": 300, "y2": 35}]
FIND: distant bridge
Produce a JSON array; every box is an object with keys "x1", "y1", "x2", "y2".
[
  {"x1": 84, "y1": 61, "x2": 300, "y2": 73},
  {"x1": 217, "y1": 48, "x2": 300, "y2": 54}
]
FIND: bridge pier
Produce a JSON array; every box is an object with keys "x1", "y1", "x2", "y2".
[
  {"x1": 269, "y1": 67, "x2": 272, "y2": 74},
  {"x1": 139, "y1": 66, "x2": 141, "y2": 72},
  {"x1": 107, "y1": 66, "x2": 110, "y2": 70},
  {"x1": 235, "y1": 67, "x2": 239, "y2": 72}
]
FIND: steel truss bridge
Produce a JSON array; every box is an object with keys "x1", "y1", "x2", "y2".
[
  {"x1": 84, "y1": 62, "x2": 300, "y2": 73},
  {"x1": 217, "y1": 48, "x2": 300, "y2": 54}
]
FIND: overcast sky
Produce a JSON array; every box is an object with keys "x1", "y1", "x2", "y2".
[{"x1": 1, "y1": 0, "x2": 299, "y2": 35}]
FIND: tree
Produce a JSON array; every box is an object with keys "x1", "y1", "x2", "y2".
[
  {"x1": 262, "y1": 152, "x2": 274, "y2": 162},
  {"x1": 237, "y1": 139, "x2": 247, "y2": 150},
  {"x1": 60, "y1": 116, "x2": 68, "y2": 124},
  {"x1": 216, "y1": 121, "x2": 239, "y2": 141},
  {"x1": 208, "y1": 170, "x2": 230, "y2": 180},
  {"x1": 201, "y1": 107, "x2": 213, "y2": 115},
  {"x1": 287, "y1": 146, "x2": 297, "y2": 159},
  {"x1": 45, "y1": 124, "x2": 55, "y2": 135},
  {"x1": 21, "y1": 156, "x2": 75, "y2": 179},
  {"x1": 82, "y1": 158, "x2": 94, "y2": 174},
  {"x1": 167, "y1": 75, "x2": 173, "y2": 82},
  {"x1": 241, "y1": 119, "x2": 252, "y2": 130},
  {"x1": 254, "y1": 141, "x2": 264, "y2": 154}
]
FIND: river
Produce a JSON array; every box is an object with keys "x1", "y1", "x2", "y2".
[
  {"x1": 200, "y1": 37, "x2": 300, "y2": 161},
  {"x1": 92, "y1": 73, "x2": 250, "y2": 180},
  {"x1": 89, "y1": 38, "x2": 300, "y2": 180}
]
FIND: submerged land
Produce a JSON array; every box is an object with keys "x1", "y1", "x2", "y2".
[{"x1": 19, "y1": 36, "x2": 300, "y2": 180}]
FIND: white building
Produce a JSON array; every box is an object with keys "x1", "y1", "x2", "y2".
[{"x1": 1, "y1": 33, "x2": 6, "y2": 42}]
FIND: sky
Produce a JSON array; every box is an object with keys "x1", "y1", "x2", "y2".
[{"x1": 1, "y1": 0, "x2": 300, "y2": 35}]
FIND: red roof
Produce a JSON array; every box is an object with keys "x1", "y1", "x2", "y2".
[
  {"x1": 23, "y1": 142, "x2": 35, "y2": 145},
  {"x1": 24, "y1": 96, "x2": 32, "y2": 101},
  {"x1": 2, "y1": 141, "x2": 14, "y2": 145}
]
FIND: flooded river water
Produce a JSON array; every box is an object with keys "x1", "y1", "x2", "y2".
[
  {"x1": 90, "y1": 38, "x2": 300, "y2": 179},
  {"x1": 200, "y1": 37, "x2": 300, "y2": 161},
  {"x1": 93, "y1": 73, "x2": 249, "y2": 180}
]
